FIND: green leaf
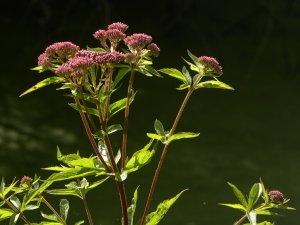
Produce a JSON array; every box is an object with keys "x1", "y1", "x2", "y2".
[
  {"x1": 125, "y1": 141, "x2": 155, "y2": 173},
  {"x1": 187, "y1": 50, "x2": 202, "y2": 68},
  {"x1": 59, "y1": 199, "x2": 69, "y2": 222},
  {"x1": 86, "y1": 177, "x2": 109, "y2": 193},
  {"x1": 247, "y1": 183, "x2": 262, "y2": 211},
  {"x1": 68, "y1": 103, "x2": 99, "y2": 117},
  {"x1": 25, "y1": 204, "x2": 39, "y2": 211},
  {"x1": 145, "y1": 189, "x2": 187, "y2": 225},
  {"x1": 227, "y1": 182, "x2": 248, "y2": 208},
  {"x1": 109, "y1": 94, "x2": 135, "y2": 119},
  {"x1": 47, "y1": 167, "x2": 99, "y2": 182},
  {"x1": 168, "y1": 132, "x2": 200, "y2": 143},
  {"x1": 260, "y1": 179, "x2": 269, "y2": 203},
  {"x1": 269, "y1": 203, "x2": 296, "y2": 210},
  {"x1": 19, "y1": 77, "x2": 65, "y2": 97},
  {"x1": 106, "y1": 124, "x2": 123, "y2": 135},
  {"x1": 0, "y1": 208, "x2": 14, "y2": 221},
  {"x1": 176, "y1": 83, "x2": 190, "y2": 90},
  {"x1": 41, "y1": 212, "x2": 58, "y2": 222},
  {"x1": 182, "y1": 57, "x2": 199, "y2": 72},
  {"x1": 194, "y1": 80, "x2": 234, "y2": 90},
  {"x1": 219, "y1": 203, "x2": 246, "y2": 212},
  {"x1": 10, "y1": 196, "x2": 21, "y2": 210},
  {"x1": 128, "y1": 186, "x2": 139, "y2": 225},
  {"x1": 159, "y1": 68, "x2": 186, "y2": 83},
  {"x1": 144, "y1": 65, "x2": 162, "y2": 77},
  {"x1": 31, "y1": 222, "x2": 62, "y2": 225},
  {"x1": 146, "y1": 133, "x2": 166, "y2": 143},
  {"x1": 75, "y1": 221, "x2": 85, "y2": 225},
  {"x1": 2, "y1": 179, "x2": 18, "y2": 198},
  {"x1": 9, "y1": 213, "x2": 19, "y2": 225},
  {"x1": 255, "y1": 209, "x2": 279, "y2": 216},
  {"x1": 182, "y1": 66, "x2": 192, "y2": 84},
  {"x1": 46, "y1": 188, "x2": 82, "y2": 199},
  {"x1": 114, "y1": 67, "x2": 131, "y2": 87},
  {"x1": 154, "y1": 120, "x2": 165, "y2": 136}
]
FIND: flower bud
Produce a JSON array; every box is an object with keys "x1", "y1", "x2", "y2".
[
  {"x1": 20, "y1": 176, "x2": 33, "y2": 187},
  {"x1": 269, "y1": 190, "x2": 285, "y2": 204},
  {"x1": 198, "y1": 56, "x2": 223, "y2": 76}
]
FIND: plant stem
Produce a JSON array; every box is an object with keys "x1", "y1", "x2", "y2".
[
  {"x1": 79, "y1": 87, "x2": 97, "y2": 132},
  {"x1": 74, "y1": 98, "x2": 111, "y2": 172},
  {"x1": 104, "y1": 67, "x2": 113, "y2": 128},
  {"x1": 42, "y1": 197, "x2": 66, "y2": 225},
  {"x1": 82, "y1": 195, "x2": 94, "y2": 225},
  {"x1": 140, "y1": 88, "x2": 194, "y2": 225},
  {"x1": 121, "y1": 68, "x2": 135, "y2": 169},
  {"x1": 3, "y1": 198, "x2": 32, "y2": 225},
  {"x1": 234, "y1": 214, "x2": 247, "y2": 225}
]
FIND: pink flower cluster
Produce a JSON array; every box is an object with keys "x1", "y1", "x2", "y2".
[
  {"x1": 198, "y1": 56, "x2": 223, "y2": 75},
  {"x1": 269, "y1": 190, "x2": 285, "y2": 203},
  {"x1": 55, "y1": 50, "x2": 124, "y2": 78},
  {"x1": 38, "y1": 41, "x2": 80, "y2": 68},
  {"x1": 124, "y1": 33, "x2": 152, "y2": 50},
  {"x1": 20, "y1": 176, "x2": 32, "y2": 187}
]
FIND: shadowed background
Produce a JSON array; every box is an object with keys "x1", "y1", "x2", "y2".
[{"x1": 1, "y1": 0, "x2": 300, "y2": 224}]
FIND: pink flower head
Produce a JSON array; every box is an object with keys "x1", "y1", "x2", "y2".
[
  {"x1": 20, "y1": 176, "x2": 33, "y2": 187},
  {"x1": 198, "y1": 56, "x2": 223, "y2": 76},
  {"x1": 75, "y1": 50, "x2": 98, "y2": 59},
  {"x1": 124, "y1": 33, "x2": 152, "y2": 50},
  {"x1": 95, "y1": 51, "x2": 124, "y2": 64},
  {"x1": 45, "y1": 42, "x2": 80, "y2": 62},
  {"x1": 55, "y1": 63, "x2": 73, "y2": 77},
  {"x1": 93, "y1": 29, "x2": 107, "y2": 41},
  {"x1": 108, "y1": 22, "x2": 129, "y2": 32},
  {"x1": 147, "y1": 43, "x2": 160, "y2": 57},
  {"x1": 106, "y1": 29, "x2": 126, "y2": 44},
  {"x1": 38, "y1": 53, "x2": 51, "y2": 68},
  {"x1": 269, "y1": 190, "x2": 285, "y2": 204}
]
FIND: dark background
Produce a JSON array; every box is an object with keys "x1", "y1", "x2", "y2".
[{"x1": 1, "y1": 0, "x2": 300, "y2": 224}]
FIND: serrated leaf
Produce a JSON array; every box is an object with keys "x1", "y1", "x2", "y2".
[
  {"x1": 248, "y1": 183, "x2": 262, "y2": 211},
  {"x1": 125, "y1": 141, "x2": 155, "y2": 173},
  {"x1": 0, "y1": 208, "x2": 14, "y2": 221},
  {"x1": 159, "y1": 68, "x2": 186, "y2": 83},
  {"x1": 168, "y1": 132, "x2": 200, "y2": 143},
  {"x1": 194, "y1": 80, "x2": 234, "y2": 90},
  {"x1": 60, "y1": 199, "x2": 69, "y2": 222},
  {"x1": 20, "y1": 77, "x2": 65, "y2": 97},
  {"x1": 227, "y1": 182, "x2": 248, "y2": 208},
  {"x1": 145, "y1": 189, "x2": 187, "y2": 225},
  {"x1": 219, "y1": 203, "x2": 246, "y2": 212},
  {"x1": 128, "y1": 186, "x2": 139, "y2": 225}
]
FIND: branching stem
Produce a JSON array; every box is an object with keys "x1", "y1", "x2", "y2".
[
  {"x1": 140, "y1": 87, "x2": 194, "y2": 225},
  {"x1": 3, "y1": 198, "x2": 32, "y2": 225},
  {"x1": 42, "y1": 197, "x2": 66, "y2": 225}
]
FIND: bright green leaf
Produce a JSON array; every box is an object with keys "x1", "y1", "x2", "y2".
[
  {"x1": 159, "y1": 68, "x2": 186, "y2": 83},
  {"x1": 3, "y1": 179, "x2": 18, "y2": 198},
  {"x1": 106, "y1": 124, "x2": 123, "y2": 135},
  {"x1": 227, "y1": 182, "x2": 248, "y2": 208},
  {"x1": 154, "y1": 120, "x2": 165, "y2": 136},
  {"x1": 146, "y1": 133, "x2": 166, "y2": 143},
  {"x1": 114, "y1": 67, "x2": 131, "y2": 87},
  {"x1": 194, "y1": 80, "x2": 234, "y2": 90},
  {"x1": 68, "y1": 103, "x2": 99, "y2": 117},
  {"x1": 255, "y1": 209, "x2": 279, "y2": 216},
  {"x1": 219, "y1": 203, "x2": 246, "y2": 212},
  {"x1": 19, "y1": 77, "x2": 65, "y2": 97},
  {"x1": 168, "y1": 132, "x2": 200, "y2": 143},
  {"x1": 46, "y1": 188, "x2": 82, "y2": 199},
  {"x1": 75, "y1": 220, "x2": 85, "y2": 225},
  {"x1": 0, "y1": 208, "x2": 14, "y2": 221},
  {"x1": 182, "y1": 57, "x2": 199, "y2": 72},
  {"x1": 125, "y1": 141, "x2": 155, "y2": 173},
  {"x1": 31, "y1": 222, "x2": 62, "y2": 225},
  {"x1": 145, "y1": 189, "x2": 187, "y2": 225},
  {"x1": 144, "y1": 65, "x2": 162, "y2": 77},
  {"x1": 182, "y1": 66, "x2": 192, "y2": 84},
  {"x1": 187, "y1": 50, "x2": 201, "y2": 68},
  {"x1": 248, "y1": 183, "x2": 262, "y2": 211},
  {"x1": 176, "y1": 84, "x2": 190, "y2": 90},
  {"x1": 109, "y1": 94, "x2": 135, "y2": 119},
  {"x1": 41, "y1": 212, "x2": 58, "y2": 222},
  {"x1": 10, "y1": 196, "x2": 21, "y2": 210},
  {"x1": 9, "y1": 212, "x2": 19, "y2": 225}
]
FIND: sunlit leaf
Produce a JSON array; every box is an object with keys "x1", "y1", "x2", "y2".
[
  {"x1": 31, "y1": 221, "x2": 62, "y2": 225},
  {"x1": 0, "y1": 208, "x2": 14, "y2": 221},
  {"x1": 46, "y1": 188, "x2": 82, "y2": 199},
  {"x1": 219, "y1": 203, "x2": 246, "y2": 212},
  {"x1": 176, "y1": 83, "x2": 190, "y2": 90},
  {"x1": 144, "y1": 65, "x2": 162, "y2": 77},
  {"x1": 227, "y1": 182, "x2": 248, "y2": 208},
  {"x1": 154, "y1": 120, "x2": 165, "y2": 136},
  {"x1": 146, "y1": 133, "x2": 166, "y2": 143},
  {"x1": 255, "y1": 209, "x2": 279, "y2": 216},
  {"x1": 114, "y1": 67, "x2": 131, "y2": 87},
  {"x1": 145, "y1": 189, "x2": 187, "y2": 225},
  {"x1": 182, "y1": 66, "x2": 192, "y2": 84},
  {"x1": 74, "y1": 221, "x2": 85, "y2": 225},
  {"x1": 10, "y1": 196, "x2": 21, "y2": 210},
  {"x1": 187, "y1": 50, "x2": 201, "y2": 68},
  {"x1": 19, "y1": 77, "x2": 65, "y2": 97},
  {"x1": 109, "y1": 94, "x2": 135, "y2": 119},
  {"x1": 159, "y1": 68, "x2": 186, "y2": 83},
  {"x1": 194, "y1": 80, "x2": 234, "y2": 90},
  {"x1": 41, "y1": 212, "x2": 58, "y2": 222},
  {"x1": 68, "y1": 103, "x2": 99, "y2": 117},
  {"x1": 9, "y1": 212, "x2": 19, "y2": 225},
  {"x1": 168, "y1": 132, "x2": 200, "y2": 143},
  {"x1": 2, "y1": 179, "x2": 18, "y2": 198},
  {"x1": 248, "y1": 183, "x2": 262, "y2": 211},
  {"x1": 125, "y1": 141, "x2": 155, "y2": 173}
]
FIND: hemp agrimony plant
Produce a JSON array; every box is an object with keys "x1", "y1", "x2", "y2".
[{"x1": 0, "y1": 22, "x2": 294, "y2": 225}]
